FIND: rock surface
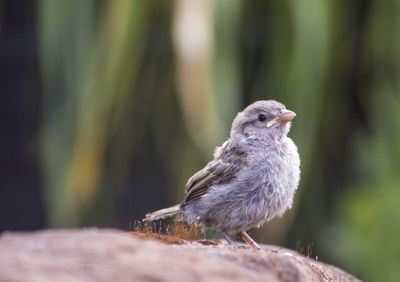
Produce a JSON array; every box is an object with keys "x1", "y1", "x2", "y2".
[{"x1": 0, "y1": 228, "x2": 359, "y2": 282}]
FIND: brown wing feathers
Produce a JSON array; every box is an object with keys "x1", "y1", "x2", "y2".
[{"x1": 181, "y1": 142, "x2": 246, "y2": 205}]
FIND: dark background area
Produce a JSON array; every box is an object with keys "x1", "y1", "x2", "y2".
[
  {"x1": 1, "y1": 1, "x2": 399, "y2": 281},
  {"x1": 0, "y1": 0, "x2": 44, "y2": 230}
]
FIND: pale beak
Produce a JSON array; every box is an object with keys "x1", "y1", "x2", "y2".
[{"x1": 267, "y1": 110, "x2": 296, "y2": 128}]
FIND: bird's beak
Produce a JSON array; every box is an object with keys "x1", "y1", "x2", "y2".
[
  {"x1": 267, "y1": 110, "x2": 296, "y2": 128},
  {"x1": 278, "y1": 110, "x2": 296, "y2": 122}
]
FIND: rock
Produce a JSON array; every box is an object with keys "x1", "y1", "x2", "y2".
[{"x1": 0, "y1": 228, "x2": 359, "y2": 282}]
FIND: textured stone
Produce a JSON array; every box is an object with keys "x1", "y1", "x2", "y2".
[{"x1": 0, "y1": 228, "x2": 359, "y2": 282}]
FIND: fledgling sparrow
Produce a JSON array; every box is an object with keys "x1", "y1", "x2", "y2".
[{"x1": 144, "y1": 100, "x2": 300, "y2": 249}]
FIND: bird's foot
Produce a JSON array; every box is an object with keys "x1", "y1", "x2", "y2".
[
  {"x1": 220, "y1": 230, "x2": 260, "y2": 250},
  {"x1": 237, "y1": 231, "x2": 261, "y2": 250},
  {"x1": 220, "y1": 231, "x2": 236, "y2": 246}
]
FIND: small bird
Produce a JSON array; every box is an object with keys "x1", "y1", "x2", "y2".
[{"x1": 144, "y1": 100, "x2": 300, "y2": 249}]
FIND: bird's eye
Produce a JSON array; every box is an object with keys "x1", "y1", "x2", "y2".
[{"x1": 258, "y1": 114, "x2": 266, "y2": 122}]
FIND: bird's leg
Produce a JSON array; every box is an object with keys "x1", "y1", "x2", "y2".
[
  {"x1": 237, "y1": 231, "x2": 261, "y2": 250},
  {"x1": 220, "y1": 231, "x2": 236, "y2": 245}
]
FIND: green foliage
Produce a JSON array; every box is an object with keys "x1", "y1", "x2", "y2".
[{"x1": 326, "y1": 178, "x2": 400, "y2": 282}]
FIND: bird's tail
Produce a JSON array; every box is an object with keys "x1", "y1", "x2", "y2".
[{"x1": 143, "y1": 204, "x2": 181, "y2": 222}]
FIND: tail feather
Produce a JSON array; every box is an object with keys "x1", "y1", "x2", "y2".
[{"x1": 143, "y1": 204, "x2": 181, "y2": 222}]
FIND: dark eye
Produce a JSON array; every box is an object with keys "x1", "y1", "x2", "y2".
[{"x1": 258, "y1": 114, "x2": 266, "y2": 122}]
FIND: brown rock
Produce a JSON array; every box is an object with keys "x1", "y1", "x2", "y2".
[{"x1": 0, "y1": 228, "x2": 359, "y2": 282}]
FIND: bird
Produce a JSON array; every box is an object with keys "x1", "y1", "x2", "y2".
[{"x1": 143, "y1": 100, "x2": 300, "y2": 249}]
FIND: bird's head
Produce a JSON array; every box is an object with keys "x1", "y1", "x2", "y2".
[{"x1": 231, "y1": 100, "x2": 296, "y2": 142}]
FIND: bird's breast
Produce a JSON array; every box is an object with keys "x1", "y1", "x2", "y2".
[{"x1": 242, "y1": 138, "x2": 300, "y2": 220}]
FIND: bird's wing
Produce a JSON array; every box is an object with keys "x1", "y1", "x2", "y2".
[{"x1": 182, "y1": 142, "x2": 246, "y2": 205}]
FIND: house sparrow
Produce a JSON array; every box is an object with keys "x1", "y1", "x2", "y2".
[{"x1": 144, "y1": 100, "x2": 300, "y2": 249}]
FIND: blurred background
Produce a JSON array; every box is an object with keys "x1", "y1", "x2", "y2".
[{"x1": 1, "y1": 0, "x2": 399, "y2": 280}]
